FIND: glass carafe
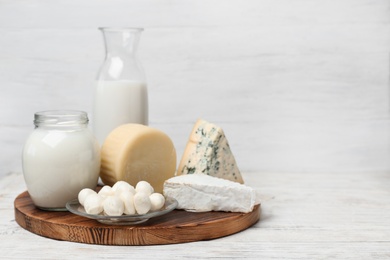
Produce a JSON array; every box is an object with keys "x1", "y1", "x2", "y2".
[{"x1": 94, "y1": 27, "x2": 148, "y2": 145}]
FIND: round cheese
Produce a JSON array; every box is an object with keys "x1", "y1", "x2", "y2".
[{"x1": 100, "y1": 124, "x2": 176, "y2": 193}]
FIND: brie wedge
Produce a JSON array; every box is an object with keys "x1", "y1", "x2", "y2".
[{"x1": 163, "y1": 174, "x2": 258, "y2": 213}]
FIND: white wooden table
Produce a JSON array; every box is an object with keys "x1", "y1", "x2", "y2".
[{"x1": 1, "y1": 170, "x2": 389, "y2": 259}]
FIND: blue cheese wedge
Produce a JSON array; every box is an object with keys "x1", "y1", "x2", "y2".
[
  {"x1": 163, "y1": 174, "x2": 257, "y2": 213},
  {"x1": 177, "y1": 119, "x2": 244, "y2": 184}
]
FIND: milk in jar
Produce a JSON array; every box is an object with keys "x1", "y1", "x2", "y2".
[{"x1": 22, "y1": 110, "x2": 101, "y2": 211}]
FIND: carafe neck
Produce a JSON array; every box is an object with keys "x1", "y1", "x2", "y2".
[{"x1": 100, "y1": 27, "x2": 143, "y2": 57}]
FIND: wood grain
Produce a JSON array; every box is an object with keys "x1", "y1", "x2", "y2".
[{"x1": 14, "y1": 191, "x2": 260, "y2": 245}]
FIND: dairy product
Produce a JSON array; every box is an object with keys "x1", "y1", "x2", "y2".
[
  {"x1": 163, "y1": 174, "x2": 257, "y2": 213},
  {"x1": 84, "y1": 193, "x2": 104, "y2": 214},
  {"x1": 22, "y1": 127, "x2": 101, "y2": 209},
  {"x1": 112, "y1": 180, "x2": 136, "y2": 194},
  {"x1": 78, "y1": 188, "x2": 97, "y2": 206},
  {"x1": 93, "y1": 80, "x2": 148, "y2": 145},
  {"x1": 135, "y1": 180, "x2": 154, "y2": 195},
  {"x1": 120, "y1": 190, "x2": 136, "y2": 215},
  {"x1": 133, "y1": 192, "x2": 152, "y2": 214},
  {"x1": 149, "y1": 193, "x2": 165, "y2": 211},
  {"x1": 177, "y1": 119, "x2": 244, "y2": 183},
  {"x1": 103, "y1": 196, "x2": 125, "y2": 216},
  {"x1": 100, "y1": 124, "x2": 176, "y2": 193},
  {"x1": 98, "y1": 185, "x2": 114, "y2": 198},
  {"x1": 77, "y1": 180, "x2": 165, "y2": 216}
]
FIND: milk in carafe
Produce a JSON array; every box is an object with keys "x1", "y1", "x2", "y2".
[{"x1": 93, "y1": 80, "x2": 148, "y2": 145}]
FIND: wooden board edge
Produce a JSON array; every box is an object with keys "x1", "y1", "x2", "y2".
[{"x1": 14, "y1": 191, "x2": 261, "y2": 246}]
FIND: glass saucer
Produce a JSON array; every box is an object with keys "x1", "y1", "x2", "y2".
[{"x1": 66, "y1": 197, "x2": 178, "y2": 225}]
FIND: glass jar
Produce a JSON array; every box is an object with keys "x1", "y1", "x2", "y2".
[
  {"x1": 94, "y1": 27, "x2": 148, "y2": 145},
  {"x1": 22, "y1": 110, "x2": 101, "y2": 211}
]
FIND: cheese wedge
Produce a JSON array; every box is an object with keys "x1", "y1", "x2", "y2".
[
  {"x1": 177, "y1": 119, "x2": 244, "y2": 183},
  {"x1": 163, "y1": 174, "x2": 257, "y2": 213},
  {"x1": 100, "y1": 124, "x2": 176, "y2": 193}
]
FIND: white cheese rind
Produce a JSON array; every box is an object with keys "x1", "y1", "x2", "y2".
[
  {"x1": 163, "y1": 174, "x2": 257, "y2": 213},
  {"x1": 177, "y1": 119, "x2": 244, "y2": 184}
]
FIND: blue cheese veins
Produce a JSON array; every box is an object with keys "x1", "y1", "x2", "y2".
[{"x1": 177, "y1": 119, "x2": 244, "y2": 184}]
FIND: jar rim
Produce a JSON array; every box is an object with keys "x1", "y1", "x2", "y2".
[{"x1": 34, "y1": 110, "x2": 88, "y2": 127}]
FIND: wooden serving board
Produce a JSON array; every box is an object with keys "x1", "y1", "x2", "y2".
[{"x1": 14, "y1": 191, "x2": 260, "y2": 246}]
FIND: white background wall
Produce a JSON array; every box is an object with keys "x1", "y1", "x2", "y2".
[{"x1": 1, "y1": 0, "x2": 389, "y2": 178}]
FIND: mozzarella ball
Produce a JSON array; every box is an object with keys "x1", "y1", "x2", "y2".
[
  {"x1": 83, "y1": 193, "x2": 104, "y2": 215},
  {"x1": 135, "y1": 181, "x2": 154, "y2": 196},
  {"x1": 78, "y1": 188, "x2": 96, "y2": 206},
  {"x1": 120, "y1": 190, "x2": 136, "y2": 215},
  {"x1": 98, "y1": 185, "x2": 114, "y2": 198},
  {"x1": 103, "y1": 196, "x2": 125, "y2": 216},
  {"x1": 133, "y1": 192, "x2": 152, "y2": 214},
  {"x1": 149, "y1": 193, "x2": 166, "y2": 211},
  {"x1": 112, "y1": 181, "x2": 136, "y2": 195}
]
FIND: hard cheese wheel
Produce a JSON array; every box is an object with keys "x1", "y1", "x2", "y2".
[{"x1": 100, "y1": 124, "x2": 176, "y2": 193}]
